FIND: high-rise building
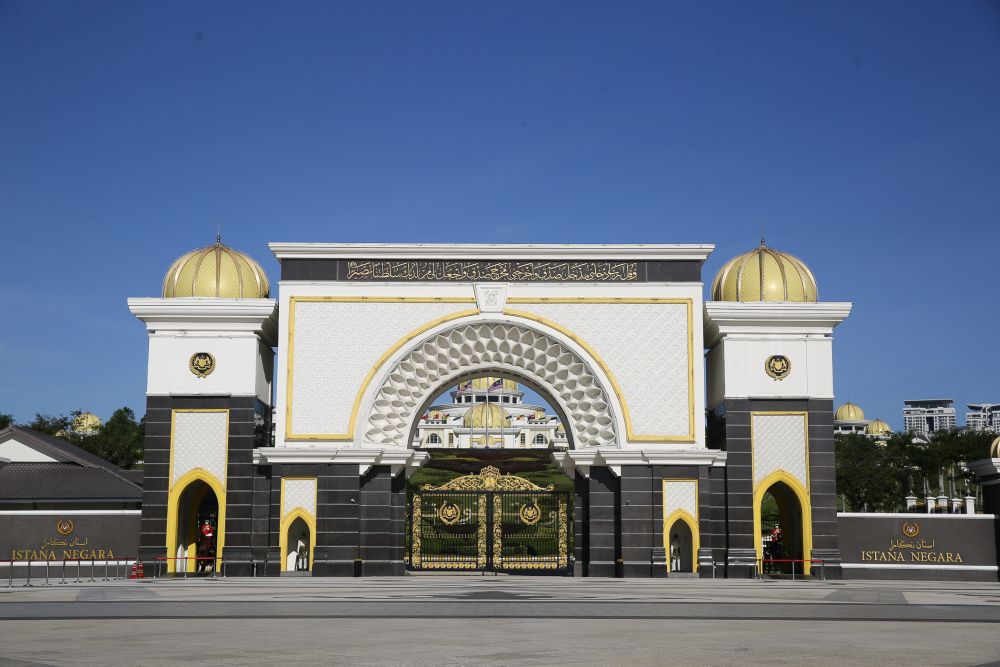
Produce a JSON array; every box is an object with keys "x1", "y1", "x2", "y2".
[
  {"x1": 966, "y1": 404, "x2": 1000, "y2": 433},
  {"x1": 903, "y1": 399, "x2": 957, "y2": 435}
]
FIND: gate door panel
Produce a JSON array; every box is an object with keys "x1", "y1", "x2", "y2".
[
  {"x1": 409, "y1": 466, "x2": 570, "y2": 573},
  {"x1": 412, "y1": 492, "x2": 486, "y2": 570},
  {"x1": 492, "y1": 492, "x2": 568, "y2": 571}
]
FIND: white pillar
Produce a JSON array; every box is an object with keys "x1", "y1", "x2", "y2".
[
  {"x1": 925, "y1": 496, "x2": 936, "y2": 513},
  {"x1": 965, "y1": 495, "x2": 976, "y2": 514}
]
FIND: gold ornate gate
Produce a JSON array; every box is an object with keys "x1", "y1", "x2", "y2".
[{"x1": 409, "y1": 466, "x2": 570, "y2": 573}]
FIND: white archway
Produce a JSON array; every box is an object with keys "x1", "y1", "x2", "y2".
[{"x1": 360, "y1": 318, "x2": 623, "y2": 449}]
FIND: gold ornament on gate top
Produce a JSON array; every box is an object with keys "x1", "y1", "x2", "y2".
[
  {"x1": 189, "y1": 352, "x2": 216, "y2": 378},
  {"x1": 901, "y1": 521, "x2": 920, "y2": 538},
  {"x1": 422, "y1": 465, "x2": 554, "y2": 492},
  {"x1": 437, "y1": 501, "x2": 462, "y2": 525},
  {"x1": 765, "y1": 354, "x2": 790, "y2": 381},
  {"x1": 519, "y1": 502, "x2": 542, "y2": 526}
]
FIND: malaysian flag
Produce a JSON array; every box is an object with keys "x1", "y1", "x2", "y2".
[
  {"x1": 457, "y1": 380, "x2": 473, "y2": 392},
  {"x1": 488, "y1": 378, "x2": 503, "y2": 392}
]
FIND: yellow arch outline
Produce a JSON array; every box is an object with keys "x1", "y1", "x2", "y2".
[
  {"x1": 663, "y1": 509, "x2": 700, "y2": 573},
  {"x1": 165, "y1": 468, "x2": 227, "y2": 574},
  {"x1": 279, "y1": 508, "x2": 317, "y2": 572},
  {"x1": 754, "y1": 470, "x2": 812, "y2": 576}
]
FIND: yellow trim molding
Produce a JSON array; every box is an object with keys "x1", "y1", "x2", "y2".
[
  {"x1": 284, "y1": 296, "x2": 477, "y2": 441},
  {"x1": 661, "y1": 477, "x2": 700, "y2": 573},
  {"x1": 753, "y1": 469, "x2": 813, "y2": 576},
  {"x1": 165, "y1": 468, "x2": 227, "y2": 574},
  {"x1": 166, "y1": 408, "x2": 230, "y2": 574},
  {"x1": 504, "y1": 298, "x2": 695, "y2": 442},
  {"x1": 279, "y1": 476, "x2": 319, "y2": 572}
]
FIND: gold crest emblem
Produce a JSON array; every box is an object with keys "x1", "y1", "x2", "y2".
[
  {"x1": 189, "y1": 352, "x2": 216, "y2": 378},
  {"x1": 765, "y1": 355, "x2": 791, "y2": 381},
  {"x1": 901, "y1": 521, "x2": 920, "y2": 538},
  {"x1": 437, "y1": 502, "x2": 461, "y2": 525},
  {"x1": 519, "y1": 502, "x2": 542, "y2": 526},
  {"x1": 56, "y1": 519, "x2": 74, "y2": 536}
]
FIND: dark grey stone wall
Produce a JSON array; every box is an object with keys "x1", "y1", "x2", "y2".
[
  {"x1": 585, "y1": 467, "x2": 619, "y2": 577},
  {"x1": 719, "y1": 398, "x2": 841, "y2": 578},
  {"x1": 359, "y1": 467, "x2": 406, "y2": 576},
  {"x1": 137, "y1": 395, "x2": 264, "y2": 568}
]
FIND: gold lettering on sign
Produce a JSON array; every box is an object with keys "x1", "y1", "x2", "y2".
[{"x1": 346, "y1": 260, "x2": 639, "y2": 282}]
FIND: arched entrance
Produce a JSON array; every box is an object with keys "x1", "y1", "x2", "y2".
[
  {"x1": 754, "y1": 473, "x2": 811, "y2": 575},
  {"x1": 665, "y1": 515, "x2": 696, "y2": 573},
  {"x1": 280, "y1": 511, "x2": 315, "y2": 573},
  {"x1": 167, "y1": 472, "x2": 226, "y2": 574}
]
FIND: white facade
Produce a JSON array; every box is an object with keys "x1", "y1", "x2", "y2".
[
  {"x1": 265, "y1": 243, "x2": 719, "y2": 474},
  {"x1": 903, "y1": 399, "x2": 957, "y2": 435},
  {"x1": 966, "y1": 404, "x2": 1000, "y2": 433}
]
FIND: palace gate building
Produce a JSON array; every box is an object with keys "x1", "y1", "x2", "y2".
[{"x1": 128, "y1": 241, "x2": 851, "y2": 577}]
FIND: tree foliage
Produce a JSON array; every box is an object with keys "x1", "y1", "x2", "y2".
[
  {"x1": 836, "y1": 429, "x2": 996, "y2": 512},
  {"x1": 0, "y1": 413, "x2": 13, "y2": 429}
]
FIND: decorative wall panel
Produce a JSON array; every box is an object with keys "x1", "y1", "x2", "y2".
[
  {"x1": 282, "y1": 478, "x2": 317, "y2": 520},
  {"x1": 506, "y1": 302, "x2": 691, "y2": 440},
  {"x1": 364, "y1": 322, "x2": 618, "y2": 448},
  {"x1": 171, "y1": 410, "x2": 229, "y2": 487},
  {"x1": 662, "y1": 479, "x2": 698, "y2": 520},
  {"x1": 289, "y1": 300, "x2": 474, "y2": 436},
  {"x1": 751, "y1": 413, "x2": 808, "y2": 489}
]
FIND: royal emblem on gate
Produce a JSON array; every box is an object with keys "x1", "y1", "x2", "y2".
[
  {"x1": 519, "y1": 502, "x2": 542, "y2": 526},
  {"x1": 437, "y1": 501, "x2": 462, "y2": 525},
  {"x1": 56, "y1": 519, "x2": 74, "y2": 535},
  {"x1": 901, "y1": 521, "x2": 920, "y2": 538}
]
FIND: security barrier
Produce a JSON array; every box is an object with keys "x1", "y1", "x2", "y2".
[
  {"x1": 756, "y1": 558, "x2": 826, "y2": 580},
  {"x1": 3, "y1": 557, "x2": 140, "y2": 587}
]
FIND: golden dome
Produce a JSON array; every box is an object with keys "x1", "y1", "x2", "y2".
[
  {"x1": 835, "y1": 402, "x2": 865, "y2": 421},
  {"x1": 468, "y1": 377, "x2": 518, "y2": 392},
  {"x1": 73, "y1": 412, "x2": 102, "y2": 435},
  {"x1": 711, "y1": 241, "x2": 817, "y2": 302},
  {"x1": 462, "y1": 403, "x2": 511, "y2": 429},
  {"x1": 162, "y1": 237, "x2": 269, "y2": 298},
  {"x1": 866, "y1": 419, "x2": 891, "y2": 436},
  {"x1": 990, "y1": 436, "x2": 1000, "y2": 458},
  {"x1": 556, "y1": 423, "x2": 566, "y2": 434}
]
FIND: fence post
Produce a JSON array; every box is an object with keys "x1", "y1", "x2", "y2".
[
  {"x1": 76, "y1": 559, "x2": 81, "y2": 583},
  {"x1": 24, "y1": 559, "x2": 32, "y2": 587},
  {"x1": 103, "y1": 559, "x2": 109, "y2": 582},
  {"x1": 791, "y1": 560, "x2": 796, "y2": 581},
  {"x1": 60, "y1": 560, "x2": 66, "y2": 585},
  {"x1": 89, "y1": 558, "x2": 96, "y2": 582},
  {"x1": 45, "y1": 558, "x2": 50, "y2": 586},
  {"x1": 8, "y1": 562, "x2": 12, "y2": 588}
]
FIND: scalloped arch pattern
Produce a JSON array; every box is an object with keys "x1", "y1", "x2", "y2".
[{"x1": 364, "y1": 322, "x2": 618, "y2": 448}]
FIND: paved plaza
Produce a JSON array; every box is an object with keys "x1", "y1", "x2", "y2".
[{"x1": 1, "y1": 576, "x2": 1000, "y2": 666}]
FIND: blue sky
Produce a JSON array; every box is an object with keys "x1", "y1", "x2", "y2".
[{"x1": 1, "y1": 1, "x2": 998, "y2": 429}]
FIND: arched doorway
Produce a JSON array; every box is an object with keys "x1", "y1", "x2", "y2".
[
  {"x1": 170, "y1": 478, "x2": 220, "y2": 574},
  {"x1": 755, "y1": 474, "x2": 811, "y2": 575},
  {"x1": 166, "y1": 471, "x2": 227, "y2": 574},
  {"x1": 280, "y1": 512, "x2": 315, "y2": 573},
  {"x1": 665, "y1": 516, "x2": 695, "y2": 573}
]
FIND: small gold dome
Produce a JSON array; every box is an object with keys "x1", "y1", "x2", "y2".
[
  {"x1": 835, "y1": 402, "x2": 865, "y2": 421},
  {"x1": 711, "y1": 241, "x2": 817, "y2": 302},
  {"x1": 990, "y1": 435, "x2": 1000, "y2": 458},
  {"x1": 73, "y1": 412, "x2": 102, "y2": 435},
  {"x1": 462, "y1": 403, "x2": 511, "y2": 429},
  {"x1": 866, "y1": 419, "x2": 891, "y2": 436},
  {"x1": 162, "y1": 237, "x2": 269, "y2": 298},
  {"x1": 556, "y1": 423, "x2": 566, "y2": 434},
  {"x1": 468, "y1": 377, "x2": 518, "y2": 392}
]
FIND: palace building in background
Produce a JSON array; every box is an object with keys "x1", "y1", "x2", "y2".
[{"x1": 126, "y1": 238, "x2": 859, "y2": 578}]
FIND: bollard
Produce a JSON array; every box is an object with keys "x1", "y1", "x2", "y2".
[{"x1": 24, "y1": 559, "x2": 32, "y2": 587}]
